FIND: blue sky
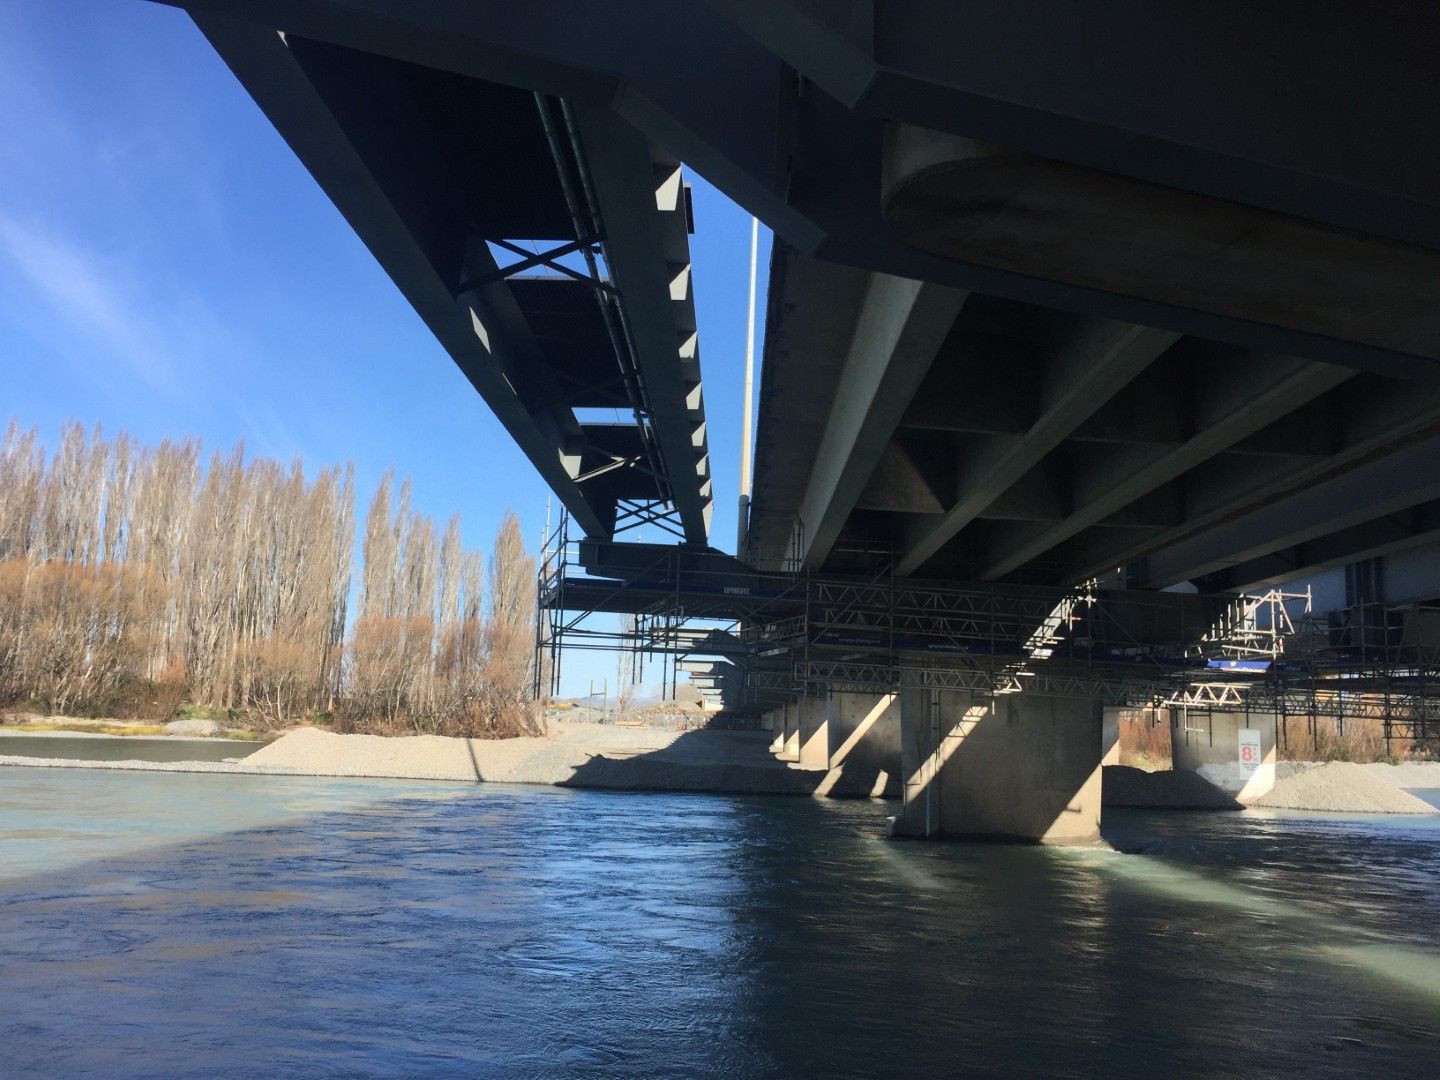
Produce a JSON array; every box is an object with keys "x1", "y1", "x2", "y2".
[{"x1": 0, "y1": 0, "x2": 772, "y2": 697}]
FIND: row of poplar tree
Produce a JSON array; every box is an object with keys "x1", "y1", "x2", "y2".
[{"x1": 0, "y1": 421, "x2": 539, "y2": 735}]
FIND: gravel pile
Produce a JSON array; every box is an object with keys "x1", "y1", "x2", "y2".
[
  {"x1": 1361, "y1": 760, "x2": 1440, "y2": 791},
  {"x1": 1256, "y1": 761, "x2": 1434, "y2": 814},
  {"x1": 245, "y1": 728, "x2": 492, "y2": 781},
  {"x1": 1102, "y1": 765, "x2": 1241, "y2": 810}
]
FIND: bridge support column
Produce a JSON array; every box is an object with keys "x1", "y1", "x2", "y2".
[
  {"x1": 815, "y1": 692, "x2": 901, "y2": 797},
  {"x1": 893, "y1": 688, "x2": 1105, "y2": 844},
  {"x1": 1103, "y1": 707, "x2": 1123, "y2": 767},
  {"x1": 782, "y1": 704, "x2": 800, "y2": 761},
  {"x1": 766, "y1": 709, "x2": 784, "y2": 753},
  {"x1": 1170, "y1": 709, "x2": 1276, "y2": 804},
  {"x1": 797, "y1": 695, "x2": 830, "y2": 769}
]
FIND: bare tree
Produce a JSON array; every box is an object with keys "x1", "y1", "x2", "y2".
[
  {"x1": 1, "y1": 417, "x2": 544, "y2": 737},
  {"x1": 479, "y1": 510, "x2": 540, "y2": 736}
]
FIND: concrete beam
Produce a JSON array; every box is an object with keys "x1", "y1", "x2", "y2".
[
  {"x1": 978, "y1": 357, "x2": 1352, "y2": 579},
  {"x1": 884, "y1": 124, "x2": 1440, "y2": 364},
  {"x1": 794, "y1": 274, "x2": 967, "y2": 569},
  {"x1": 896, "y1": 319, "x2": 1178, "y2": 575},
  {"x1": 1200, "y1": 501, "x2": 1440, "y2": 593},
  {"x1": 1076, "y1": 374, "x2": 1440, "y2": 583},
  {"x1": 1141, "y1": 434, "x2": 1440, "y2": 588}
]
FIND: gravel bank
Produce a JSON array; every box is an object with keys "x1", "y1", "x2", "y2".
[
  {"x1": 1102, "y1": 765, "x2": 1241, "y2": 810},
  {"x1": 1256, "y1": 761, "x2": 1434, "y2": 814}
]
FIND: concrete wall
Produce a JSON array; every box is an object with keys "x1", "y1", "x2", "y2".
[
  {"x1": 895, "y1": 688, "x2": 1104, "y2": 844},
  {"x1": 1170, "y1": 709, "x2": 1276, "y2": 803},
  {"x1": 818, "y1": 692, "x2": 901, "y2": 798}
]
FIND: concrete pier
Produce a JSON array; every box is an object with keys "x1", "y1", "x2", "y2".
[
  {"x1": 797, "y1": 695, "x2": 830, "y2": 769},
  {"x1": 816, "y1": 692, "x2": 901, "y2": 797},
  {"x1": 766, "y1": 708, "x2": 784, "y2": 754},
  {"x1": 1170, "y1": 709, "x2": 1277, "y2": 804},
  {"x1": 781, "y1": 704, "x2": 800, "y2": 762},
  {"x1": 894, "y1": 688, "x2": 1105, "y2": 844}
]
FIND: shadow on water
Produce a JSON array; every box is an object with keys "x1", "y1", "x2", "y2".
[{"x1": 2, "y1": 770, "x2": 1440, "y2": 1077}]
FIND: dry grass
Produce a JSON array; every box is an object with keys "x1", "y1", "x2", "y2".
[
  {"x1": 5, "y1": 721, "x2": 171, "y2": 737},
  {"x1": 1116, "y1": 710, "x2": 1172, "y2": 770},
  {"x1": 1, "y1": 711, "x2": 271, "y2": 741},
  {"x1": 1277, "y1": 715, "x2": 1394, "y2": 763}
]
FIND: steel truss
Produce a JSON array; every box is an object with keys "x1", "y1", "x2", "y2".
[{"x1": 528, "y1": 93, "x2": 695, "y2": 540}]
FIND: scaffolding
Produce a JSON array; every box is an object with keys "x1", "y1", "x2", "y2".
[
  {"x1": 535, "y1": 516, "x2": 1440, "y2": 753},
  {"x1": 534, "y1": 512, "x2": 761, "y2": 706},
  {"x1": 1259, "y1": 596, "x2": 1440, "y2": 753}
]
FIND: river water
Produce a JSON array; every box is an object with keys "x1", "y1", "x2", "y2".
[{"x1": 2, "y1": 768, "x2": 1439, "y2": 1078}]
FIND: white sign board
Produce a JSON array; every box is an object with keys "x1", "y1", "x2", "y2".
[{"x1": 1238, "y1": 728, "x2": 1263, "y2": 768}]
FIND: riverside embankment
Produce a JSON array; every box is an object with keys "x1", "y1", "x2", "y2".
[
  {"x1": 0, "y1": 723, "x2": 861, "y2": 796},
  {"x1": 4, "y1": 723, "x2": 1440, "y2": 812}
]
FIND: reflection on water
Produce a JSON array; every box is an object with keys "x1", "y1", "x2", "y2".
[
  {"x1": 0, "y1": 733, "x2": 262, "y2": 763},
  {"x1": 1, "y1": 770, "x2": 1439, "y2": 1077}
]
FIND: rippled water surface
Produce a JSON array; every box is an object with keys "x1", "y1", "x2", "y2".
[{"x1": 3, "y1": 768, "x2": 1440, "y2": 1077}]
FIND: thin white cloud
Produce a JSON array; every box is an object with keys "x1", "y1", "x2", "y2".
[
  {"x1": 0, "y1": 211, "x2": 187, "y2": 396},
  {"x1": 237, "y1": 403, "x2": 308, "y2": 466}
]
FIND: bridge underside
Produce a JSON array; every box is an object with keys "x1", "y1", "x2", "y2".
[
  {"x1": 173, "y1": 2, "x2": 1440, "y2": 838},
  {"x1": 169, "y1": 0, "x2": 1440, "y2": 594},
  {"x1": 749, "y1": 243, "x2": 1440, "y2": 594}
]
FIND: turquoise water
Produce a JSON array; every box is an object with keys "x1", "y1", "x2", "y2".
[{"x1": 2, "y1": 768, "x2": 1439, "y2": 1077}]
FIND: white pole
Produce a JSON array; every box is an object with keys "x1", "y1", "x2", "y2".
[{"x1": 737, "y1": 215, "x2": 759, "y2": 557}]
